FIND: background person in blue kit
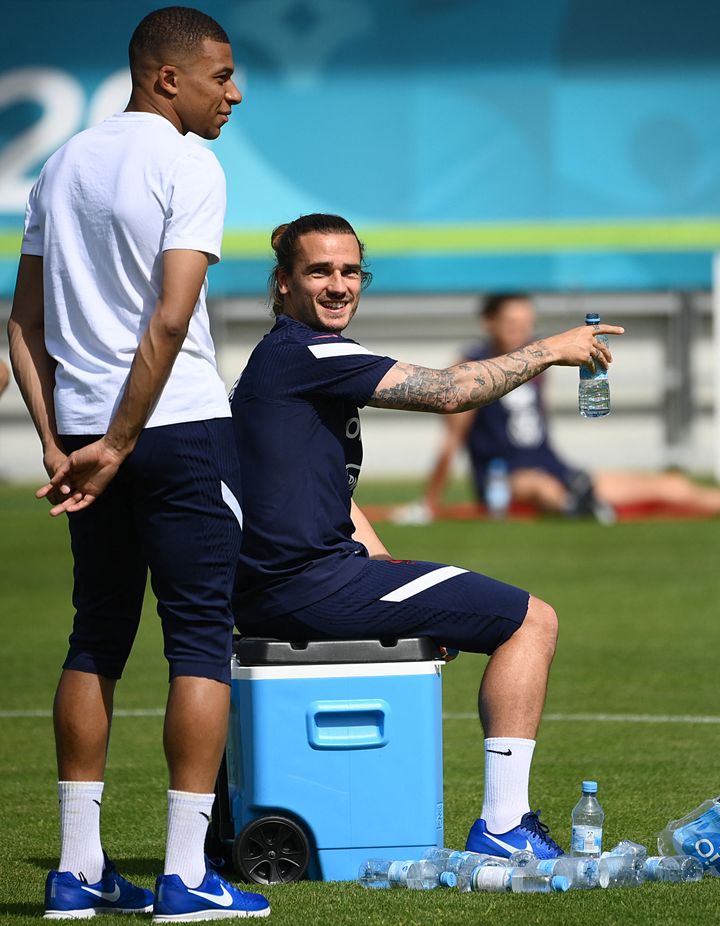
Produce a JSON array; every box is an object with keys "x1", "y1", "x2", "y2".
[
  {"x1": 229, "y1": 213, "x2": 623, "y2": 860},
  {"x1": 7, "y1": 6, "x2": 269, "y2": 920},
  {"x1": 400, "y1": 292, "x2": 720, "y2": 524}
]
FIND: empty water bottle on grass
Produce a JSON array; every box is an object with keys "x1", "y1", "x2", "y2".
[
  {"x1": 405, "y1": 860, "x2": 457, "y2": 890},
  {"x1": 441, "y1": 855, "x2": 509, "y2": 893},
  {"x1": 358, "y1": 859, "x2": 416, "y2": 889},
  {"x1": 523, "y1": 856, "x2": 600, "y2": 890},
  {"x1": 471, "y1": 866, "x2": 569, "y2": 893},
  {"x1": 643, "y1": 855, "x2": 704, "y2": 883},
  {"x1": 579, "y1": 313, "x2": 610, "y2": 418},
  {"x1": 609, "y1": 840, "x2": 648, "y2": 860},
  {"x1": 571, "y1": 780, "x2": 604, "y2": 857},
  {"x1": 598, "y1": 854, "x2": 646, "y2": 889},
  {"x1": 657, "y1": 795, "x2": 720, "y2": 875}
]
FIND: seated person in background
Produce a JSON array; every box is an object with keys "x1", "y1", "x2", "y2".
[
  {"x1": 404, "y1": 292, "x2": 720, "y2": 523},
  {"x1": 229, "y1": 213, "x2": 623, "y2": 859}
]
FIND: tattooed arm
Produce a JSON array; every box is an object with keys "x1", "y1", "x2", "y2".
[{"x1": 368, "y1": 322, "x2": 624, "y2": 413}]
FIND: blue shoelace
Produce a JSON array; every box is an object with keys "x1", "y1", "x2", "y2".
[{"x1": 519, "y1": 810, "x2": 563, "y2": 853}]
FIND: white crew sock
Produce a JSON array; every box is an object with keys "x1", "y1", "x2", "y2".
[
  {"x1": 480, "y1": 737, "x2": 536, "y2": 834},
  {"x1": 164, "y1": 790, "x2": 215, "y2": 888},
  {"x1": 57, "y1": 781, "x2": 105, "y2": 883}
]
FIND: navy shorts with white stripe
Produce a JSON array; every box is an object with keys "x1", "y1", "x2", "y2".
[{"x1": 237, "y1": 558, "x2": 529, "y2": 655}]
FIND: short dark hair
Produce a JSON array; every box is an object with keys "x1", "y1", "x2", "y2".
[
  {"x1": 480, "y1": 292, "x2": 531, "y2": 319},
  {"x1": 129, "y1": 6, "x2": 229, "y2": 74},
  {"x1": 268, "y1": 214, "x2": 372, "y2": 317}
]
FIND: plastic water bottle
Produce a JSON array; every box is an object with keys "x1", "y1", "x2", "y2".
[
  {"x1": 578, "y1": 312, "x2": 610, "y2": 418},
  {"x1": 523, "y1": 856, "x2": 600, "y2": 890},
  {"x1": 571, "y1": 780, "x2": 604, "y2": 857},
  {"x1": 657, "y1": 795, "x2": 720, "y2": 875},
  {"x1": 433, "y1": 853, "x2": 509, "y2": 893},
  {"x1": 405, "y1": 860, "x2": 457, "y2": 890},
  {"x1": 598, "y1": 853, "x2": 646, "y2": 888},
  {"x1": 485, "y1": 458, "x2": 511, "y2": 518},
  {"x1": 643, "y1": 855, "x2": 704, "y2": 883},
  {"x1": 358, "y1": 859, "x2": 416, "y2": 888},
  {"x1": 422, "y1": 847, "x2": 509, "y2": 867},
  {"x1": 470, "y1": 866, "x2": 569, "y2": 893},
  {"x1": 609, "y1": 840, "x2": 648, "y2": 860},
  {"x1": 423, "y1": 846, "x2": 528, "y2": 866},
  {"x1": 509, "y1": 849, "x2": 537, "y2": 867}
]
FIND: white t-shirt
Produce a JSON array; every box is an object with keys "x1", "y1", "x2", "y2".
[{"x1": 22, "y1": 111, "x2": 231, "y2": 434}]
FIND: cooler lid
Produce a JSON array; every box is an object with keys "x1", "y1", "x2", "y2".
[{"x1": 232, "y1": 636, "x2": 442, "y2": 665}]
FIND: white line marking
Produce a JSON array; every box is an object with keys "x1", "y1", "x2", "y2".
[
  {"x1": 380, "y1": 565, "x2": 468, "y2": 602},
  {"x1": 443, "y1": 712, "x2": 720, "y2": 724},
  {"x1": 3, "y1": 709, "x2": 720, "y2": 724}
]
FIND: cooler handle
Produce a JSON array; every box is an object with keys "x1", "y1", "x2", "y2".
[{"x1": 306, "y1": 699, "x2": 390, "y2": 750}]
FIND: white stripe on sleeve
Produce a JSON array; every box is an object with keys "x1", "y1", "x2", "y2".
[
  {"x1": 308, "y1": 343, "x2": 374, "y2": 359},
  {"x1": 379, "y1": 565, "x2": 468, "y2": 602},
  {"x1": 221, "y1": 480, "x2": 243, "y2": 529}
]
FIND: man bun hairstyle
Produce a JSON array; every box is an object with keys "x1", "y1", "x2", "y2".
[
  {"x1": 129, "y1": 6, "x2": 230, "y2": 75},
  {"x1": 268, "y1": 214, "x2": 372, "y2": 317}
]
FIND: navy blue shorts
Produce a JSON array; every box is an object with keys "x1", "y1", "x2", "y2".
[
  {"x1": 60, "y1": 418, "x2": 242, "y2": 684},
  {"x1": 236, "y1": 559, "x2": 529, "y2": 655}
]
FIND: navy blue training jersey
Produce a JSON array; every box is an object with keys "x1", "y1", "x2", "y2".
[{"x1": 230, "y1": 315, "x2": 397, "y2": 620}]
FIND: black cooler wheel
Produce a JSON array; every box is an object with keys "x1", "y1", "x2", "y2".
[{"x1": 232, "y1": 815, "x2": 310, "y2": 883}]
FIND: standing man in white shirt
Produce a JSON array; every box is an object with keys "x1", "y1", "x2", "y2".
[{"x1": 8, "y1": 7, "x2": 269, "y2": 920}]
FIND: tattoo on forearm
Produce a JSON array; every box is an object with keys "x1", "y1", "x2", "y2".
[{"x1": 371, "y1": 340, "x2": 553, "y2": 412}]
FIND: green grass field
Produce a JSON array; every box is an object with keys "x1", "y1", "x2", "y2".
[{"x1": 2, "y1": 480, "x2": 719, "y2": 925}]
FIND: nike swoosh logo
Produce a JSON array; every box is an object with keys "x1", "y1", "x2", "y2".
[
  {"x1": 487, "y1": 748, "x2": 512, "y2": 756},
  {"x1": 187, "y1": 885, "x2": 233, "y2": 908},
  {"x1": 80, "y1": 884, "x2": 121, "y2": 902},
  {"x1": 483, "y1": 832, "x2": 534, "y2": 855}
]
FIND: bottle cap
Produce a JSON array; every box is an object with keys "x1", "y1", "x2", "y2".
[
  {"x1": 439, "y1": 871, "x2": 457, "y2": 888},
  {"x1": 584, "y1": 313, "x2": 601, "y2": 324},
  {"x1": 582, "y1": 780, "x2": 598, "y2": 792},
  {"x1": 551, "y1": 875, "x2": 570, "y2": 892}
]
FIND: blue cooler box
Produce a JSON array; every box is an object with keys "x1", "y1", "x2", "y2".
[{"x1": 221, "y1": 636, "x2": 444, "y2": 882}]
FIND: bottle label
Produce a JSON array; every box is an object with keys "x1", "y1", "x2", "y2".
[
  {"x1": 472, "y1": 866, "x2": 509, "y2": 892},
  {"x1": 572, "y1": 825, "x2": 602, "y2": 855},
  {"x1": 387, "y1": 861, "x2": 414, "y2": 884}
]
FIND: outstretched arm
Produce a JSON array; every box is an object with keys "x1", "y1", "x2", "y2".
[
  {"x1": 37, "y1": 248, "x2": 211, "y2": 516},
  {"x1": 368, "y1": 323, "x2": 623, "y2": 413}
]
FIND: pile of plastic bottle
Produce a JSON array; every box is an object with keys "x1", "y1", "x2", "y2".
[{"x1": 358, "y1": 786, "x2": 720, "y2": 895}]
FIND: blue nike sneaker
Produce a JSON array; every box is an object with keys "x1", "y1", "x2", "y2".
[
  {"x1": 153, "y1": 867, "x2": 270, "y2": 921},
  {"x1": 44, "y1": 855, "x2": 154, "y2": 918},
  {"x1": 466, "y1": 810, "x2": 564, "y2": 860}
]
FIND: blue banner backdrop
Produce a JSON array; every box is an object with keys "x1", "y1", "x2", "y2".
[{"x1": 2, "y1": 0, "x2": 720, "y2": 293}]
